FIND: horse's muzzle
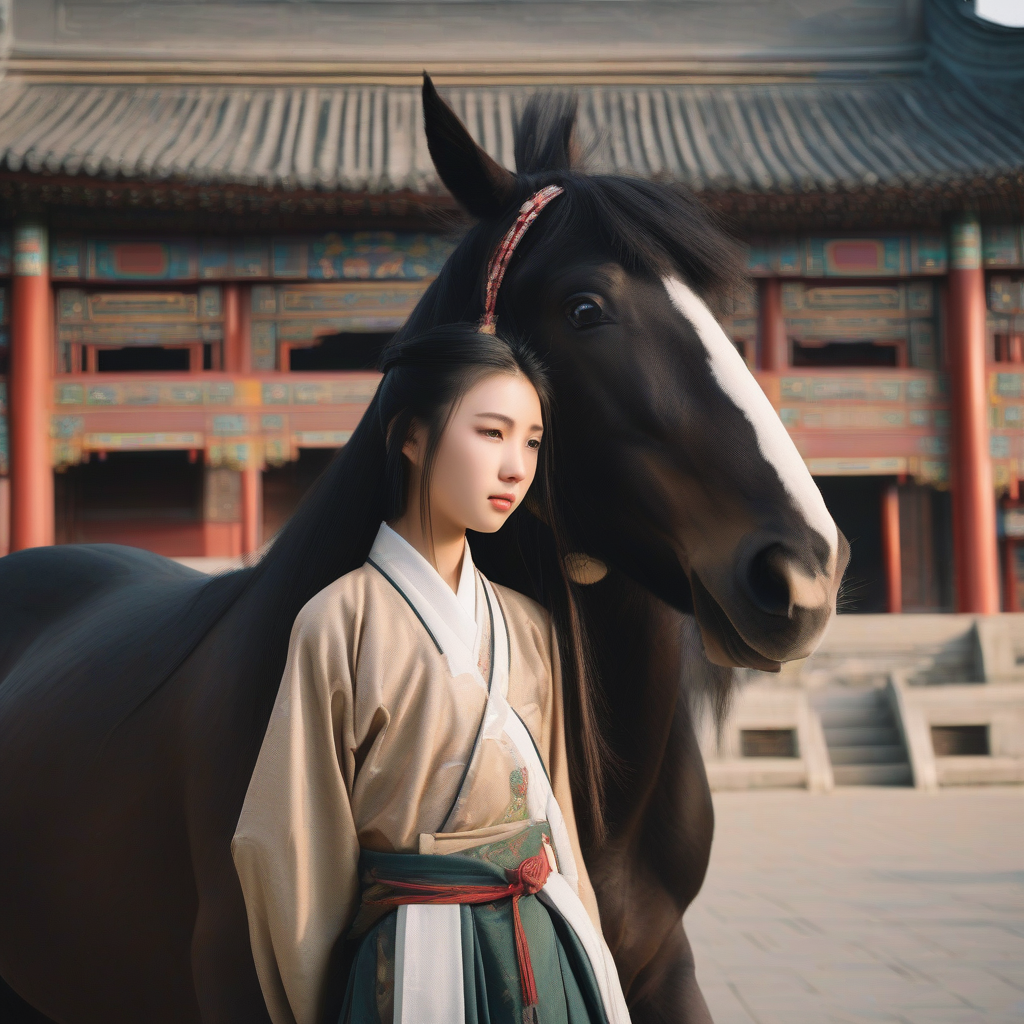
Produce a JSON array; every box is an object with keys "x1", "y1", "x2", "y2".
[{"x1": 690, "y1": 530, "x2": 849, "y2": 669}]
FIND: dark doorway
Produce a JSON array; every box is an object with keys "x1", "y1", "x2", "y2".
[
  {"x1": 55, "y1": 450, "x2": 203, "y2": 552},
  {"x1": 898, "y1": 483, "x2": 955, "y2": 611},
  {"x1": 97, "y1": 347, "x2": 191, "y2": 372},
  {"x1": 289, "y1": 332, "x2": 393, "y2": 371},
  {"x1": 262, "y1": 448, "x2": 340, "y2": 539},
  {"x1": 814, "y1": 475, "x2": 887, "y2": 613},
  {"x1": 793, "y1": 341, "x2": 898, "y2": 368}
]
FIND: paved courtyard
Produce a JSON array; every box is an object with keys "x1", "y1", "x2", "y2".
[{"x1": 687, "y1": 787, "x2": 1024, "y2": 1024}]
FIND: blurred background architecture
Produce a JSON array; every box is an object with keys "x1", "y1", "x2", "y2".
[
  {"x1": 0, "y1": 10, "x2": 1020, "y2": 1018},
  {"x1": 0, "y1": 0, "x2": 1022, "y2": 632}
]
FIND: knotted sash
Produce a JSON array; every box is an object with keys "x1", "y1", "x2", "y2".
[
  {"x1": 360, "y1": 838, "x2": 555, "y2": 1015},
  {"x1": 478, "y1": 184, "x2": 565, "y2": 335}
]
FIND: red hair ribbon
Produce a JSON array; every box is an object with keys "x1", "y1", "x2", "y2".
[{"x1": 478, "y1": 184, "x2": 565, "y2": 335}]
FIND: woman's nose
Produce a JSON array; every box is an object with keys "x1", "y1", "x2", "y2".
[{"x1": 501, "y1": 451, "x2": 526, "y2": 482}]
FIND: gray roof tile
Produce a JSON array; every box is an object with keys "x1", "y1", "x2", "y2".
[{"x1": 0, "y1": 79, "x2": 1020, "y2": 195}]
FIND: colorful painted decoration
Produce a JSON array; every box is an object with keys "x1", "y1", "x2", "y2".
[
  {"x1": 55, "y1": 287, "x2": 224, "y2": 369},
  {"x1": 250, "y1": 281, "x2": 430, "y2": 369},
  {"x1": 51, "y1": 233, "x2": 455, "y2": 283},
  {"x1": 779, "y1": 282, "x2": 939, "y2": 368},
  {"x1": 746, "y1": 234, "x2": 948, "y2": 277},
  {"x1": 982, "y1": 226, "x2": 1024, "y2": 268},
  {"x1": 50, "y1": 374, "x2": 381, "y2": 471},
  {"x1": 37, "y1": 226, "x2": 1024, "y2": 288},
  {"x1": 990, "y1": 277, "x2": 1024, "y2": 314},
  {"x1": 14, "y1": 225, "x2": 47, "y2": 277}
]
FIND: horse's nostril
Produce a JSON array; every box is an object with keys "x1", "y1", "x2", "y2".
[{"x1": 746, "y1": 544, "x2": 792, "y2": 618}]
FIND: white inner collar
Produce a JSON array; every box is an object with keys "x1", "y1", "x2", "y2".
[{"x1": 371, "y1": 523, "x2": 478, "y2": 647}]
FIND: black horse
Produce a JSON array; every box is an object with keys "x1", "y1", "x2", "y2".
[{"x1": 0, "y1": 80, "x2": 847, "y2": 1024}]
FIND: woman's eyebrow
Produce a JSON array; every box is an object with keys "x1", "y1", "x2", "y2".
[
  {"x1": 474, "y1": 412, "x2": 514, "y2": 427},
  {"x1": 475, "y1": 411, "x2": 544, "y2": 432}
]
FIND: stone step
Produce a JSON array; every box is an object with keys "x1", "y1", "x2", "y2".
[
  {"x1": 827, "y1": 743, "x2": 908, "y2": 766},
  {"x1": 818, "y1": 705, "x2": 893, "y2": 729},
  {"x1": 798, "y1": 614, "x2": 980, "y2": 687},
  {"x1": 823, "y1": 725, "x2": 901, "y2": 747},
  {"x1": 812, "y1": 687, "x2": 888, "y2": 704},
  {"x1": 833, "y1": 762, "x2": 913, "y2": 787}
]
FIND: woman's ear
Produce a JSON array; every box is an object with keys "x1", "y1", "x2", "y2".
[
  {"x1": 402, "y1": 420, "x2": 425, "y2": 469},
  {"x1": 422, "y1": 73, "x2": 517, "y2": 219}
]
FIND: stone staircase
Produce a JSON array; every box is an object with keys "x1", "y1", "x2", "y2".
[{"x1": 812, "y1": 689, "x2": 912, "y2": 786}]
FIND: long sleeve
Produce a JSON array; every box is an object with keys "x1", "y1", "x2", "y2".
[{"x1": 231, "y1": 600, "x2": 361, "y2": 1024}]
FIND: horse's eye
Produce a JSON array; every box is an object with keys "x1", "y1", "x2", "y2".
[{"x1": 566, "y1": 297, "x2": 606, "y2": 330}]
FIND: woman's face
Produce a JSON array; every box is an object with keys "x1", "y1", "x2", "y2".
[{"x1": 406, "y1": 371, "x2": 544, "y2": 535}]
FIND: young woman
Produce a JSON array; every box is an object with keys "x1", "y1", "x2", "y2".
[{"x1": 232, "y1": 324, "x2": 631, "y2": 1024}]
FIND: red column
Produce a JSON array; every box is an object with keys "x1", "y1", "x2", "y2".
[
  {"x1": 9, "y1": 222, "x2": 54, "y2": 551},
  {"x1": 241, "y1": 466, "x2": 261, "y2": 556},
  {"x1": 223, "y1": 284, "x2": 243, "y2": 372},
  {"x1": 0, "y1": 477, "x2": 10, "y2": 557},
  {"x1": 882, "y1": 481, "x2": 902, "y2": 613},
  {"x1": 758, "y1": 278, "x2": 788, "y2": 371},
  {"x1": 948, "y1": 217, "x2": 999, "y2": 613},
  {"x1": 227, "y1": 284, "x2": 261, "y2": 555}
]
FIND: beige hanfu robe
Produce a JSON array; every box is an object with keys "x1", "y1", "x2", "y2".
[{"x1": 232, "y1": 522, "x2": 630, "y2": 1024}]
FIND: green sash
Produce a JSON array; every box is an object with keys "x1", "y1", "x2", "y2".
[{"x1": 338, "y1": 825, "x2": 609, "y2": 1024}]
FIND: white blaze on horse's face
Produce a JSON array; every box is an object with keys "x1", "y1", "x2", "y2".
[{"x1": 662, "y1": 277, "x2": 839, "y2": 575}]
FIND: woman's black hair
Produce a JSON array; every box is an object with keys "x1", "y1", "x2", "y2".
[{"x1": 376, "y1": 322, "x2": 608, "y2": 839}]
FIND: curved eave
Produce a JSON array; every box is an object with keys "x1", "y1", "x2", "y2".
[{"x1": 0, "y1": 78, "x2": 1020, "y2": 228}]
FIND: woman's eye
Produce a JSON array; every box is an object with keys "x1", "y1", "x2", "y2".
[
  {"x1": 566, "y1": 297, "x2": 606, "y2": 330},
  {"x1": 527, "y1": 438, "x2": 541, "y2": 450},
  {"x1": 481, "y1": 429, "x2": 502, "y2": 439}
]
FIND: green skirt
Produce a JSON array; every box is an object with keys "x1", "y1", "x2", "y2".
[{"x1": 339, "y1": 827, "x2": 610, "y2": 1024}]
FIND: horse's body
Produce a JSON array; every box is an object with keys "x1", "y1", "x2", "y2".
[{"x1": 0, "y1": 81, "x2": 847, "y2": 1024}]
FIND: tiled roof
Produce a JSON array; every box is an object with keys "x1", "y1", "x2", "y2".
[{"x1": 0, "y1": 77, "x2": 1021, "y2": 196}]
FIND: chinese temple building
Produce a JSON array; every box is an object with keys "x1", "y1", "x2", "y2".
[{"x1": 1, "y1": 0, "x2": 1023, "y2": 615}]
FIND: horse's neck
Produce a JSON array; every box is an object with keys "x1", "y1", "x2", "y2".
[
  {"x1": 582, "y1": 583, "x2": 718, "y2": 920},
  {"x1": 577, "y1": 580, "x2": 685, "y2": 811}
]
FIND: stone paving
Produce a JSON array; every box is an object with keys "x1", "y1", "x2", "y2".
[{"x1": 686, "y1": 787, "x2": 1024, "y2": 1024}]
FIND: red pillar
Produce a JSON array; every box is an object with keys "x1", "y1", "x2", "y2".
[
  {"x1": 0, "y1": 477, "x2": 10, "y2": 557},
  {"x1": 241, "y1": 466, "x2": 261, "y2": 556},
  {"x1": 948, "y1": 217, "x2": 999, "y2": 613},
  {"x1": 882, "y1": 481, "x2": 902, "y2": 613},
  {"x1": 9, "y1": 222, "x2": 54, "y2": 551},
  {"x1": 758, "y1": 278, "x2": 788, "y2": 371},
  {"x1": 223, "y1": 284, "x2": 243, "y2": 373},
  {"x1": 227, "y1": 284, "x2": 261, "y2": 555}
]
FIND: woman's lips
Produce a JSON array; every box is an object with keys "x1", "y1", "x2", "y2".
[{"x1": 489, "y1": 494, "x2": 515, "y2": 512}]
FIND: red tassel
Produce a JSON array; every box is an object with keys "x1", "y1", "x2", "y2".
[{"x1": 512, "y1": 895, "x2": 538, "y2": 1007}]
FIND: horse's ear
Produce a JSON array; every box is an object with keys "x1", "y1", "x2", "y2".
[{"x1": 422, "y1": 74, "x2": 517, "y2": 219}]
